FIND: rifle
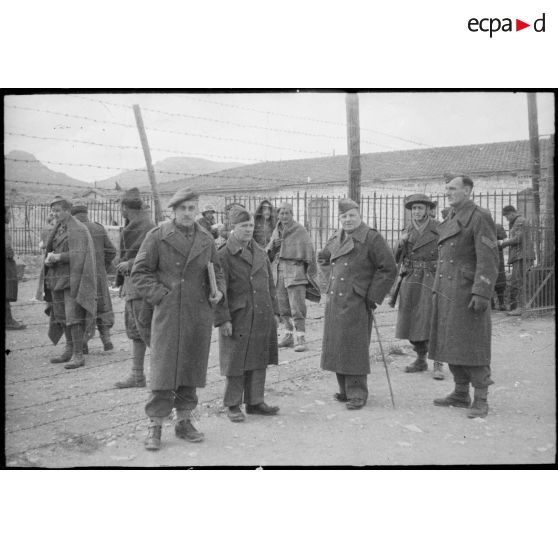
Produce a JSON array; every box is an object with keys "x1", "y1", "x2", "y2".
[{"x1": 388, "y1": 265, "x2": 408, "y2": 308}]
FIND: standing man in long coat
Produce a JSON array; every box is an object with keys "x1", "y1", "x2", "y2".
[
  {"x1": 318, "y1": 199, "x2": 397, "y2": 410},
  {"x1": 70, "y1": 203, "x2": 117, "y2": 352},
  {"x1": 394, "y1": 194, "x2": 444, "y2": 379},
  {"x1": 267, "y1": 202, "x2": 316, "y2": 352},
  {"x1": 132, "y1": 188, "x2": 225, "y2": 451},
  {"x1": 429, "y1": 176, "x2": 499, "y2": 419},
  {"x1": 114, "y1": 188, "x2": 155, "y2": 389},
  {"x1": 500, "y1": 205, "x2": 534, "y2": 316},
  {"x1": 215, "y1": 207, "x2": 280, "y2": 422},
  {"x1": 44, "y1": 196, "x2": 97, "y2": 369}
]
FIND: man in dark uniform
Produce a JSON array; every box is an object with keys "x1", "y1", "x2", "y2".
[
  {"x1": 5, "y1": 206, "x2": 26, "y2": 329},
  {"x1": 318, "y1": 199, "x2": 397, "y2": 410},
  {"x1": 395, "y1": 194, "x2": 444, "y2": 379},
  {"x1": 493, "y1": 223, "x2": 507, "y2": 311},
  {"x1": 132, "y1": 188, "x2": 225, "y2": 451},
  {"x1": 500, "y1": 205, "x2": 534, "y2": 316},
  {"x1": 114, "y1": 188, "x2": 155, "y2": 389},
  {"x1": 70, "y1": 203, "x2": 117, "y2": 352},
  {"x1": 429, "y1": 176, "x2": 499, "y2": 419},
  {"x1": 44, "y1": 196, "x2": 97, "y2": 369},
  {"x1": 215, "y1": 207, "x2": 280, "y2": 422},
  {"x1": 196, "y1": 204, "x2": 220, "y2": 239}
]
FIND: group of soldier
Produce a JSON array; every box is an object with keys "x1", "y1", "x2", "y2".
[{"x1": 6, "y1": 173, "x2": 528, "y2": 452}]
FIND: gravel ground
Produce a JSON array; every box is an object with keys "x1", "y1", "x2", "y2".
[{"x1": 4, "y1": 275, "x2": 556, "y2": 467}]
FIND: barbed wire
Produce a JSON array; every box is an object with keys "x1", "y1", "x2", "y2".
[{"x1": 6, "y1": 103, "x2": 332, "y2": 157}]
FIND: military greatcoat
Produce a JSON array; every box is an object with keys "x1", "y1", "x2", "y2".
[
  {"x1": 214, "y1": 235, "x2": 279, "y2": 377},
  {"x1": 319, "y1": 223, "x2": 397, "y2": 376},
  {"x1": 131, "y1": 221, "x2": 225, "y2": 390},
  {"x1": 428, "y1": 200, "x2": 499, "y2": 366},
  {"x1": 395, "y1": 218, "x2": 439, "y2": 341}
]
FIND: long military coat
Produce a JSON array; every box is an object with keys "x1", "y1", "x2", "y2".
[
  {"x1": 5, "y1": 227, "x2": 18, "y2": 302},
  {"x1": 74, "y1": 214, "x2": 117, "y2": 327},
  {"x1": 214, "y1": 235, "x2": 279, "y2": 377},
  {"x1": 319, "y1": 223, "x2": 397, "y2": 376},
  {"x1": 504, "y1": 214, "x2": 535, "y2": 263},
  {"x1": 428, "y1": 200, "x2": 499, "y2": 366},
  {"x1": 395, "y1": 218, "x2": 439, "y2": 341},
  {"x1": 131, "y1": 221, "x2": 225, "y2": 390}
]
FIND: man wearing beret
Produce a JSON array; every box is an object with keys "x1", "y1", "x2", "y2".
[
  {"x1": 267, "y1": 202, "x2": 316, "y2": 352},
  {"x1": 70, "y1": 202, "x2": 117, "y2": 353},
  {"x1": 429, "y1": 176, "x2": 499, "y2": 418},
  {"x1": 44, "y1": 196, "x2": 97, "y2": 369},
  {"x1": 132, "y1": 188, "x2": 225, "y2": 451},
  {"x1": 394, "y1": 193, "x2": 444, "y2": 379},
  {"x1": 215, "y1": 207, "x2": 280, "y2": 422},
  {"x1": 318, "y1": 198, "x2": 397, "y2": 410},
  {"x1": 114, "y1": 188, "x2": 156, "y2": 389}
]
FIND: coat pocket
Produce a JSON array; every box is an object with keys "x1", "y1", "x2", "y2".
[
  {"x1": 353, "y1": 284, "x2": 367, "y2": 298},
  {"x1": 229, "y1": 298, "x2": 247, "y2": 313}
]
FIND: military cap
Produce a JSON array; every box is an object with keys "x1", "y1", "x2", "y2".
[
  {"x1": 338, "y1": 198, "x2": 359, "y2": 214},
  {"x1": 229, "y1": 207, "x2": 252, "y2": 225},
  {"x1": 201, "y1": 203, "x2": 216, "y2": 214},
  {"x1": 120, "y1": 187, "x2": 144, "y2": 209},
  {"x1": 167, "y1": 187, "x2": 199, "y2": 209},
  {"x1": 49, "y1": 195, "x2": 72, "y2": 209},
  {"x1": 502, "y1": 205, "x2": 517, "y2": 215},
  {"x1": 404, "y1": 193, "x2": 435, "y2": 210}
]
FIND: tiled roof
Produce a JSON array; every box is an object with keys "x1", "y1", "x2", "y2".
[{"x1": 159, "y1": 137, "x2": 554, "y2": 193}]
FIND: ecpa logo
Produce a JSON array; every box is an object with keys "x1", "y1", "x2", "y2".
[{"x1": 468, "y1": 13, "x2": 546, "y2": 37}]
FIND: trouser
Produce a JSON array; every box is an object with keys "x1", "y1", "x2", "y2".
[
  {"x1": 276, "y1": 272, "x2": 307, "y2": 332},
  {"x1": 410, "y1": 340, "x2": 428, "y2": 356},
  {"x1": 224, "y1": 369, "x2": 266, "y2": 407},
  {"x1": 448, "y1": 364, "x2": 494, "y2": 389},
  {"x1": 336, "y1": 373, "x2": 369, "y2": 403},
  {"x1": 124, "y1": 298, "x2": 152, "y2": 346},
  {"x1": 145, "y1": 386, "x2": 198, "y2": 420},
  {"x1": 509, "y1": 260, "x2": 528, "y2": 309},
  {"x1": 6, "y1": 300, "x2": 13, "y2": 322},
  {"x1": 51, "y1": 289, "x2": 86, "y2": 326}
]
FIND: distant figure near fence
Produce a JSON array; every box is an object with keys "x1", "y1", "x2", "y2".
[
  {"x1": 253, "y1": 199, "x2": 277, "y2": 248},
  {"x1": 5, "y1": 207, "x2": 26, "y2": 330}
]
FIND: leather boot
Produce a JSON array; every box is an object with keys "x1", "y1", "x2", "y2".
[
  {"x1": 144, "y1": 419, "x2": 162, "y2": 451},
  {"x1": 405, "y1": 353, "x2": 428, "y2": 373},
  {"x1": 99, "y1": 326, "x2": 114, "y2": 351},
  {"x1": 294, "y1": 332, "x2": 307, "y2": 352},
  {"x1": 278, "y1": 331, "x2": 294, "y2": 348},
  {"x1": 115, "y1": 368, "x2": 146, "y2": 389},
  {"x1": 5, "y1": 302, "x2": 27, "y2": 330},
  {"x1": 65, "y1": 324, "x2": 85, "y2": 369},
  {"x1": 433, "y1": 383, "x2": 471, "y2": 408},
  {"x1": 468, "y1": 388, "x2": 489, "y2": 418},
  {"x1": 50, "y1": 327, "x2": 73, "y2": 363},
  {"x1": 432, "y1": 361, "x2": 445, "y2": 380},
  {"x1": 175, "y1": 413, "x2": 204, "y2": 442}
]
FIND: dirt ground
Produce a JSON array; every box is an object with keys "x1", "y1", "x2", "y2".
[{"x1": 4, "y1": 273, "x2": 556, "y2": 467}]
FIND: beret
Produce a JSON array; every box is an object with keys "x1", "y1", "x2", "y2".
[
  {"x1": 229, "y1": 207, "x2": 252, "y2": 225},
  {"x1": 49, "y1": 195, "x2": 72, "y2": 209},
  {"x1": 167, "y1": 187, "x2": 199, "y2": 208},
  {"x1": 404, "y1": 193, "x2": 435, "y2": 210},
  {"x1": 338, "y1": 198, "x2": 359, "y2": 214},
  {"x1": 202, "y1": 204, "x2": 216, "y2": 213},
  {"x1": 120, "y1": 187, "x2": 144, "y2": 209}
]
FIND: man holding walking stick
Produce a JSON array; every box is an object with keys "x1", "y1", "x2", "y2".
[{"x1": 318, "y1": 199, "x2": 397, "y2": 410}]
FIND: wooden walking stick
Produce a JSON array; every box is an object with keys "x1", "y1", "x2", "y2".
[{"x1": 371, "y1": 311, "x2": 396, "y2": 409}]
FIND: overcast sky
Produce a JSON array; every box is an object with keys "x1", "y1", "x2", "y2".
[{"x1": 3, "y1": 91, "x2": 555, "y2": 183}]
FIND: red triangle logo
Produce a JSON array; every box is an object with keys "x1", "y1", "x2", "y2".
[{"x1": 516, "y1": 19, "x2": 530, "y2": 31}]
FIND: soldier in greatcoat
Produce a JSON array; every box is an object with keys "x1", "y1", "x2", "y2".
[
  {"x1": 44, "y1": 196, "x2": 97, "y2": 369},
  {"x1": 70, "y1": 203, "x2": 117, "y2": 352},
  {"x1": 318, "y1": 199, "x2": 397, "y2": 410},
  {"x1": 500, "y1": 205, "x2": 535, "y2": 316},
  {"x1": 429, "y1": 176, "x2": 499, "y2": 419},
  {"x1": 114, "y1": 188, "x2": 156, "y2": 389},
  {"x1": 131, "y1": 188, "x2": 225, "y2": 451},
  {"x1": 395, "y1": 193, "x2": 445, "y2": 379},
  {"x1": 215, "y1": 207, "x2": 280, "y2": 422}
]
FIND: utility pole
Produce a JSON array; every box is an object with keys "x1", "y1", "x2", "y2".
[
  {"x1": 133, "y1": 104, "x2": 163, "y2": 223},
  {"x1": 345, "y1": 93, "x2": 361, "y2": 204},
  {"x1": 527, "y1": 93, "x2": 541, "y2": 224}
]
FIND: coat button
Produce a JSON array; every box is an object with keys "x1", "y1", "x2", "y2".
[
  {"x1": 339, "y1": 293, "x2": 343, "y2": 296},
  {"x1": 331, "y1": 262, "x2": 335, "y2": 266},
  {"x1": 330, "y1": 291, "x2": 334, "y2": 294},
  {"x1": 181, "y1": 279, "x2": 185, "y2": 282},
  {"x1": 439, "y1": 274, "x2": 442, "y2": 277},
  {"x1": 344, "y1": 263, "x2": 348, "y2": 266},
  {"x1": 340, "y1": 278, "x2": 344, "y2": 281},
  {"x1": 450, "y1": 260, "x2": 454, "y2": 263},
  {"x1": 440, "y1": 260, "x2": 444, "y2": 263},
  {"x1": 176, "y1": 262, "x2": 180, "y2": 266}
]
